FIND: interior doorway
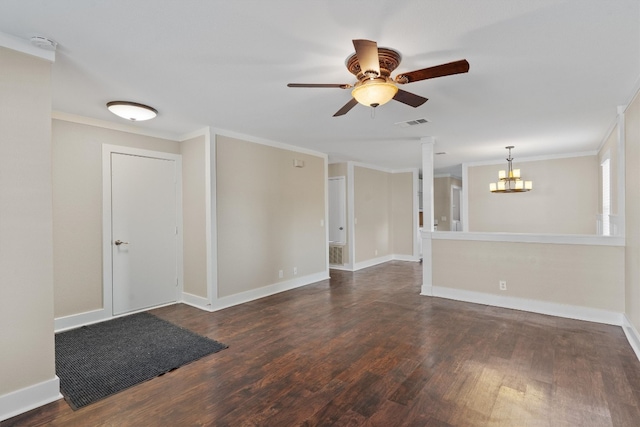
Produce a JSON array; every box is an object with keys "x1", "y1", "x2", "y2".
[{"x1": 328, "y1": 176, "x2": 346, "y2": 244}]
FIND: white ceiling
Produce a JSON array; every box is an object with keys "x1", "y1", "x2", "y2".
[{"x1": 1, "y1": 1, "x2": 639, "y2": 174}]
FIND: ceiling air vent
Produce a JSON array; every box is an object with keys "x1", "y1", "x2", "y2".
[{"x1": 395, "y1": 118, "x2": 429, "y2": 128}]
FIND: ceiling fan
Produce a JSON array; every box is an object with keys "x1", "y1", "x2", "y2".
[{"x1": 288, "y1": 39, "x2": 469, "y2": 117}]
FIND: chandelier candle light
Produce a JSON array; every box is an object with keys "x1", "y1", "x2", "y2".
[{"x1": 489, "y1": 146, "x2": 533, "y2": 193}]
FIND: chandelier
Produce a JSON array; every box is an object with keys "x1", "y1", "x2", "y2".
[{"x1": 489, "y1": 146, "x2": 532, "y2": 193}]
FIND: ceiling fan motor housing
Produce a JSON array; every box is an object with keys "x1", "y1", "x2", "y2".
[{"x1": 346, "y1": 47, "x2": 402, "y2": 81}]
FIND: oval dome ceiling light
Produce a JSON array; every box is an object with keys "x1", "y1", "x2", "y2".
[{"x1": 106, "y1": 101, "x2": 158, "y2": 121}]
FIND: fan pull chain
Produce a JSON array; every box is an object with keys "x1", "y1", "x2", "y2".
[{"x1": 371, "y1": 107, "x2": 376, "y2": 119}]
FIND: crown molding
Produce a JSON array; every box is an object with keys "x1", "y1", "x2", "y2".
[{"x1": 52, "y1": 111, "x2": 181, "y2": 141}]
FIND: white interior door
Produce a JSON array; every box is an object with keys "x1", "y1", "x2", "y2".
[
  {"x1": 328, "y1": 177, "x2": 346, "y2": 244},
  {"x1": 111, "y1": 153, "x2": 178, "y2": 315}
]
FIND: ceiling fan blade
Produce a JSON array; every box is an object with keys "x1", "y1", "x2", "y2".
[
  {"x1": 353, "y1": 39, "x2": 380, "y2": 78},
  {"x1": 287, "y1": 83, "x2": 352, "y2": 89},
  {"x1": 393, "y1": 89, "x2": 428, "y2": 107},
  {"x1": 333, "y1": 98, "x2": 359, "y2": 117},
  {"x1": 396, "y1": 59, "x2": 470, "y2": 84}
]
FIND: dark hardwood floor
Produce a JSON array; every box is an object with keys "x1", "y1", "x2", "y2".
[{"x1": 4, "y1": 261, "x2": 640, "y2": 426}]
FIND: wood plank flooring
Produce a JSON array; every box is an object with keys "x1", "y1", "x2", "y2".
[{"x1": 4, "y1": 261, "x2": 640, "y2": 426}]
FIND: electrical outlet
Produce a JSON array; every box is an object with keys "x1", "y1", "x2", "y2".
[
  {"x1": 499, "y1": 280, "x2": 507, "y2": 291},
  {"x1": 278, "y1": 270, "x2": 283, "y2": 279},
  {"x1": 293, "y1": 267, "x2": 297, "y2": 275}
]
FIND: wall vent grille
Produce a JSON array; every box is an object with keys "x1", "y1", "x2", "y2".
[
  {"x1": 394, "y1": 118, "x2": 429, "y2": 128},
  {"x1": 329, "y1": 245, "x2": 344, "y2": 265}
]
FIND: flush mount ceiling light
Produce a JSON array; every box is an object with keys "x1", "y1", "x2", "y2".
[
  {"x1": 489, "y1": 146, "x2": 533, "y2": 193},
  {"x1": 106, "y1": 101, "x2": 158, "y2": 121}
]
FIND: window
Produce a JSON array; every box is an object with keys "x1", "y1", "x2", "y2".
[{"x1": 601, "y1": 157, "x2": 611, "y2": 236}]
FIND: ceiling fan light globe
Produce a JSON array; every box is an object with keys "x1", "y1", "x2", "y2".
[{"x1": 351, "y1": 79, "x2": 398, "y2": 107}]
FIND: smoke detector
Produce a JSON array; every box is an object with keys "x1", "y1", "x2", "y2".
[{"x1": 30, "y1": 36, "x2": 57, "y2": 51}]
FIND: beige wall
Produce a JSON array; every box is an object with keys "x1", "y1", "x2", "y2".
[
  {"x1": 52, "y1": 119, "x2": 180, "y2": 318},
  {"x1": 434, "y1": 176, "x2": 462, "y2": 231},
  {"x1": 0, "y1": 48, "x2": 56, "y2": 395},
  {"x1": 433, "y1": 239, "x2": 624, "y2": 312},
  {"x1": 354, "y1": 166, "x2": 391, "y2": 262},
  {"x1": 216, "y1": 135, "x2": 326, "y2": 298},
  {"x1": 391, "y1": 172, "x2": 414, "y2": 256},
  {"x1": 468, "y1": 155, "x2": 598, "y2": 234},
  {"x1": 626, "y1": 88, "x2": 640, "y2": 332},
  {"x1": 353, "y1": 166, "x2": 415, "y2": 263},
  {"x1": 181, "y1": 135, "x2": 208, "y2": 298},
  {"x1": 328, "y1": 162, "x2": 347, "y2": 177}
]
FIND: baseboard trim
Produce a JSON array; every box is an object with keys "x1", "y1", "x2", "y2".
[
  {"x1": 54, "y1": 300, "x2": 179, "y2": 332},
  {"x1": 353, "y1": 255, "x2": 393, "y2": 271},
  {"x1": 0, "y1": 377, "x2": 62, "y2": 422},
  {"x1": 347, "y1": 255, "x2": 420, "y2": 272},
  {"x1": 623, "y1": 314, "x2": 640, "y2": 362},
  {"x1": 392, "y1": 254, "x2": 421, "y2": 262},
  {"x1": 208, "y1": 271, "x2": 330, "y2": 312},
  {"x1": 181, "y1": 292, "x2": 211, "y2": 311},
  {"x1": 420, "y1": 284, "x2": 433, "y2": 296},
  {"x1": 329, "y1": 265, "x2": 352, "y2": 271},
  {"x1": 431, "y1": 286, "x2": 623, "y2": 326},
  {"x1": 54, "y1": 308, "x2": 109, "y2": 333}
]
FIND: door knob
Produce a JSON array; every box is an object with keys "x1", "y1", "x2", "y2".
[
  {"x1": 339, "y1": 227, "x2": 344, "y2": 230},
  {"x1": 114, "y1": 240, "x2": 129, "y2": 246}
]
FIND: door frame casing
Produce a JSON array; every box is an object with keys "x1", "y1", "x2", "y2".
[{"x1": 102, "y1": 144, "x2": 183, "y2": 318}]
